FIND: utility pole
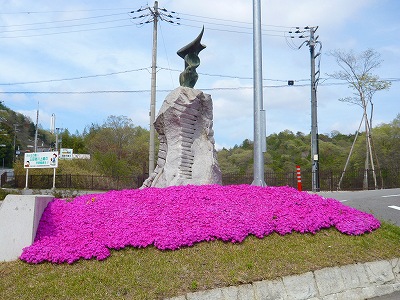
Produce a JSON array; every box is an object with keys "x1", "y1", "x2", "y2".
[
  {"x1": 131, "y1": 2, "x2": 179, "y2": 175},
  {"x1": 34, "y1": 102, "x2": 39, "y2": 153},
  {"x1": 291, "y1": 26, "x2": 321, "y2": 191},
  {"x1": 13, "y1": 124, "x2": 18, "y2": 162},
  {"x1": 252, "y1": 0, "x2": 266, "y2": 186},
  {"x1": 309, "y1": 27, "x2": 320, "y2": 192},
  {"x1": 149, "y1": 1, "x2": 158, "y2": 175}
]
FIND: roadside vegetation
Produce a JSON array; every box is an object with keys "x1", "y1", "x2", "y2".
[
  {"x1": 1, "y1": 47, "x2": 398, "y2": 299},
  {"x1": 1, "y1": 222, "x2": 399, "y2": 300},
  {"x1": 8, "y1": 111, "x2": 400, "y2": 181}
]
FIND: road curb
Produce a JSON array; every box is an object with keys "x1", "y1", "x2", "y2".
[{"x1": 166, "y1": 258, "x2": 400, "y2": 300}]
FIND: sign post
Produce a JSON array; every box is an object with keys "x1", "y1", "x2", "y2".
[{"x1": 24, "y1": 151, "x2": 59, "y2": 189}]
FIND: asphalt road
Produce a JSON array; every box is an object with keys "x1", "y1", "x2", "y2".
[
  {"x1": 316, "y1": 188, "x2": 400, "y2": 226},
  {"x1": 317, "y1": 189, "x2": 400, "y2": 300}
]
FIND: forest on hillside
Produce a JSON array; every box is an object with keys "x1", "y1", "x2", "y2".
[
  {"x1": 2, "y1": 95, "x2": 398, "y2": 182},
  {"x1": 9, "y1": 113, "x2": 399, "y2": 184},
  {"x1": 4, "y1": 48, "x2": 398, "y2": 190}
]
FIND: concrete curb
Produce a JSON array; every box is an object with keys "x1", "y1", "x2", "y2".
[
  {"x1": 0, "y1": 194, "x2": 54, "y2": 262},
  {"x1": 166, "y1": 258, "x2": 400, "y2": 300}
]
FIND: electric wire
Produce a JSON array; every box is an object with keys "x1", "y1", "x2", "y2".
[
  {"x1": 2, "y1": 79, "x2": 398, "y2": 95},
  {"x1": 178, "y1": 23, "x2": 286, "y2": 37},
  {"x1": 0, "y1": 66, "x2": 309, "y2": 86},
  {"x1": 0, "y1": 5, "x2": 298, "y2": 39},
  {"x1": 1, "y1": 7, "x2": 397, "y2": 93},
  {"x1": 175, "y1": 12, "x2": 292, "y2": 29},
  {"x1": 0, "y1": 68, "x2": 150, "y2": 85},
  {"x1": 158, "y1": 22, "x2": 175, "y2": 89},
  {"x1": 0, "y1": 17, "x2": 133, "y2": 33},
  {"x1": 0, "y1": 23, "x2": 135, "y2": 38},
  {"x1": 1, "y1": 65, "x2": 397, "y2": 86},
  {"x1": 0, "y1": 12, "x2": 130, "y2": 28},
  {"x1": 0, "y1": 8, "x2": 133, "y2": 15},
  {"x1": 160, "y1": 67, "x2": 310, "y2": 82},
  {"x1": 175, "y1": 16, "x2": 287, "y2": 33}
]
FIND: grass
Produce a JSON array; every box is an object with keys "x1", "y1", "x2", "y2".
[
  {"x1": 1, "y1": 222, "x2": 399, "y2": 300},
  {"x1": 0, "y1": 188, "x2": 15, "y2": 201}
]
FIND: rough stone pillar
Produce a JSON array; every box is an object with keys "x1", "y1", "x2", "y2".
[{"x1": 142, "y1": 87, "x2": 222, "y2": 188}]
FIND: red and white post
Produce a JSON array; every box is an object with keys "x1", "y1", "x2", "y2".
[{"x1": 296, "y1": 165, "x2": 302, "y2": 191}]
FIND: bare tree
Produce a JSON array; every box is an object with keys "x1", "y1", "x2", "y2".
[{"x1": 328, "y1": 49, "x2": 391, "y2": 190}]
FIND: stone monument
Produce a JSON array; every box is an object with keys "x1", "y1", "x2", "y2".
[{"x1": 142, "y1": 27, "x2": 222, "y2": 188}]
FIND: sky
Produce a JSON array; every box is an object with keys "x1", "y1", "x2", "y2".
[{"x1": 0, "y1": 0, "x2": 399, "y2": 149}]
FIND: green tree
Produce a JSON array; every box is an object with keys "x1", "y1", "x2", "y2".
[
  {"x1": 216, "y1": 148, "x2": 239, "y2": 174},
  {"x1": 84, "y1": 115, "x2": 149, "y2": 177},
  {"x1": 60, "y1": 129, "x2": 86, "y2": 154},
  {"x1": 370, "y1": 114, "x2": 400, "y2": 168}
]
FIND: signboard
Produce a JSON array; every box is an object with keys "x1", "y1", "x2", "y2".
[
  {"x1": 24, "y1": 151, "x2": 58, "y2": 169},
  {"x1": 60, "y1": 148, "x2": 73, "y2": 160}
]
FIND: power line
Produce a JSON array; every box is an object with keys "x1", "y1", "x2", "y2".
[
  {"x1": 1, "y1": 80, "x2": 384, "y2": 95},
  {"x1": 176, "y1": 12, "x2": 293, "y2": 29},
  {"x1": 0, "y1": 68, "x2": 150, "y2": 85},
  {"x1": 0, "y1": 17, "x2": 132, "y2": 33},
  {"x1": 0, "y1": 8, "x2": 133, "y2": 15},
  {"x1": 175, "y1": 17, "x2": 288, "y2": 33},
  {"x1": 0, "y1": 12, "x2": 129, "y2": 28},
  {"x1": 1, "y1": 64, "x2": 398, "y2": 86},
  {"x1": 178, "y1": 23, "x2": 287, "y2": 37},
  {"x1": 0, "y1": 90, "x2": 153, "y2": 94},
  {"x1": 0, "y1": 5, "x2": 297, "y2": 39},
  {"x1": 0, "y1": 9, "x2": 140, "y2": 38},
  {"x1": 158, "y1": 23, "x2": 175, "y2": 89},
  {"x1": 0, "y1": 23, "x2": 135, "y2": 38},
  {"x1": 156, "y1": 11, "x2": 293, "y2": 38},
  {"x1": 160, "y1": 67, "x2": 311, "y2": 82},
  {"x1": 146, "y1": 9, "x2": 292, "y2": 37},
  {"x1": 0, "y1": 65, "x2": 308, "y2": 86},
  {"x1": 0, "y1": 7, "x2": 293, "y2": 30}
]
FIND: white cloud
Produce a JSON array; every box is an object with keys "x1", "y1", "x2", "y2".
[{"x1": 1, "y1": 0, "x2": 398, "y2": 148}]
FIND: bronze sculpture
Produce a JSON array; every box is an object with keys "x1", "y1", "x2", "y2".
[{"x1": 177, "y1": 27, "x2": 206, "y2": 88}]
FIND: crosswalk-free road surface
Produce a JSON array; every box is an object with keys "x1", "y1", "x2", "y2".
[{"x1": 316, "y1": 188, "x2": 400, "y2": 226}]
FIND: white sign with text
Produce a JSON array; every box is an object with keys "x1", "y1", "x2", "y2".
[
  {"x1": 24, "y1": 152, "x2": 59, "y2": 169},
  {"x1": 60, "y1": 148, "x2": 73, "y2": 160}
]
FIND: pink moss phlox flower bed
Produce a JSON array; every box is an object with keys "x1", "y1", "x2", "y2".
[{"x1": 20, "y1": 185, "x2": 380, "y2": 264}]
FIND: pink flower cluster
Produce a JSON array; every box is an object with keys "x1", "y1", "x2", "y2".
[{"x1": 20, "y1": 185, "x2": 380, "y2": 264}]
